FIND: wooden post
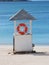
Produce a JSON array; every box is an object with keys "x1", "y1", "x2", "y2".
[
  {"x1": 14, "y1": 20, "x2": 16, "y2": 35},
  {"x1": 13, "y1": 20, "x2": 16, "y2": 52},
  {"x1": 30, "y1": 20, "x2": 32, "y2": 34}
]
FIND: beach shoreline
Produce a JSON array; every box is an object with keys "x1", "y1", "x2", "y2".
[{"x1": 0, "y1": 45, "x2": 49, "y2": 65}]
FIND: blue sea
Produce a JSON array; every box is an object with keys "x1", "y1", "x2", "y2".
[{"x1": 0, "y1": 1, "x2": 49, "y2": 45}]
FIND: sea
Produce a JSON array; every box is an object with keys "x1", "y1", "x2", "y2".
[{"x1": 0, "y1": 1, "x2": 49, "y2": 45}]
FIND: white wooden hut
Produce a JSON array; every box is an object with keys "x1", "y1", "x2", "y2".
[{"x1": 10, "y1": 9, "x2": 36, "y2": 53}]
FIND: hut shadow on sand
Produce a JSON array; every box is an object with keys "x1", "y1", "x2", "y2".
[
  {"x1": 13, "y1": 51, "x2": 49, "y2": 56},
  {"x1": 32, "y1": 52, "x2": 49, "y2": 56},
  {"x1": 8, "y1": 50, "x2": 49, "y2": 56}
]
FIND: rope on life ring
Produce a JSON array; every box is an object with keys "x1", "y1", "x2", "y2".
[{"x1": 17, "y1": 23, "x2": 28, "y2": 35}]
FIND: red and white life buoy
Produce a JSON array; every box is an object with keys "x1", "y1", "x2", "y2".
[{"x1": 17, "y1": 23, "x2": 28, "y2": 35}]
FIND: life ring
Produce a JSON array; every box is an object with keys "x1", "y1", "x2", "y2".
[{"x1": 17, "y1": 23, "x2": 28, "y2": 35}]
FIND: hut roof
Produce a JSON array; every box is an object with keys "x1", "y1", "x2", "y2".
[{"x1": 10, "y1": 9, "x2": 36, "y2": 20}]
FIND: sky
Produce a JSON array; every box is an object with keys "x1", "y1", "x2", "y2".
[
  {"x1": 0, "y1": 1, "x2": 49, "y2": 45},
  {"x1": 0, "y1": 0, "x2": 49, "y2": 1},
  {"x1": 30, "y1": 0, "x2": 49, "y2": 1}
]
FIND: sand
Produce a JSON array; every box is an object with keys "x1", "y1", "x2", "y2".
[{"x1": 0, "y1": 45, "x2": 49, "y2": 65}]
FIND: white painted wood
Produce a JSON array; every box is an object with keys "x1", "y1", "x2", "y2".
[
  {"x1": 30, "y1": 20, "x2": 32, "y2": 34},
  {"x1": 14, "y1": 21, "x2": 16, "y2": 35},
  {"x1": 14, "y1": 35, "x2": 32, "y2": 52}
]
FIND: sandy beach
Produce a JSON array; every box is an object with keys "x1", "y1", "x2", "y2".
[{"x1": 0, "y1": 45, "x2": 49, "y2": 65}]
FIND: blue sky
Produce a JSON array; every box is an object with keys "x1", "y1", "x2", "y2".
[
  {"x1": 29, "y1": 0, "x2": 49, "y2": 1},
  {"x1": 0, "y1": 2, "x2": 49, "y2": 45}
]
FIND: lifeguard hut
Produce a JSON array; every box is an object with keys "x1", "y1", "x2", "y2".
[{"x1": 10, "y1": 9, "x2": 36, "y2": 53}]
